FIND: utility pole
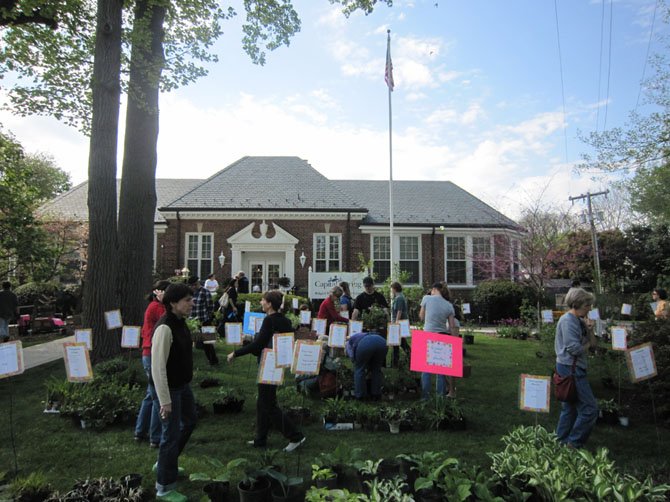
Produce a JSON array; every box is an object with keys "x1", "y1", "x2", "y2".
[{"x1": 569, "y1": 190, "x2": 609, "y2": 295}]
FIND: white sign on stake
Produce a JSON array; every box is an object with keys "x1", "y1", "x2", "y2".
[
  {"x1": 258, "y1": 349, "x2": 284, "y2": 385},
  {"x1": 519, "y1": 374, "x2": 550, "y2": 413},
  {"x1": 587, "y1": 308, "x2": 600, "y2": 320},
  {"x1": 300, "y1": 310, "x2": 311, "y2": 325},
  {"x1": 245, "y1": 300, "x2": 251, "y2": 313},
  {"x1": 328, "y1": 323, "x2": 348, "y2": 348},
  {"x1": 74, "y1": 329, "x2": 93, "y2": 351},
  {"x1": 0, "y1": 340, "x2": 24, "y2": 379},
  {"x1": 462, "y1": 303, "x2": 471, "y2": 315},
  {"x1": 291, "y1": 340, "x2": 323, "y2": 375},
  {"x1": 273, "y1": 333, "x2": 294, "y2": 368},
  {"x1": 349, "y1": 320, "x2": 363, "y2": 336},
  {"x1": 621, "y1": 303, "x2": 632, "y2": 316},
  {"x1": 340, "y1": 310, "x2": 350, "y2": 319},
  {"x1": 626, "y1": 343, "x2": 658, "y2": 383},
  {"x1": 541, "y1": 310, "x2": 553, "y2": 323},
  {"x1": 387, "y1": 323, "x2": 401, "y2": 346},
  {"x1": 225, "y1": 323, "x2": 243, "y2": 345},
  {"x1": 312, "y1": 318, "x2": 327, "y2": 337},
  {"x1": 398, "y1": 319, "x2": 411, "y2": 338},
  {"x1": 611, "y1": 327, "x2": 628, "y2": 351},
  {"x1": 292, "y1": 298, "x2": 299, "y2": 310},
  {"x1": 104, "y1": 309, "x2": 123, "y2": 330},
  {"x1": 63, "y1": 342, "x2": 93, "y2": 382},
  {"x1": 121, "y1": 326, "x2": 141, "y2": 348}
]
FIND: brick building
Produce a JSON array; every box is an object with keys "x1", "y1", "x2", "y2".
[{"x1": 43, "y1": 156, "x2": 522, "y2": 292}]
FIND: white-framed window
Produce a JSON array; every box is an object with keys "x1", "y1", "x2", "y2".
[
  {"x1": 369, "y1": 234, "x2": 422, "y2": 284},
  {"x1": 314, "y1": 234, "x2": 341, "y2": 272},
  {"x1": 372, "y1": 236, "x2": 391, "y2": 282},
  {"x1": 185, "y1": 232, "x2": 213, "y2": 278},
  {"x1": 445, "y1": 236, "x2": 467, "y2": 285},
  {"x1": 399, "y1": 236, "x2": 420, "y2": 284},
  {"x1": 472, "y1": 236, "x2": 493, "y2": 283}
]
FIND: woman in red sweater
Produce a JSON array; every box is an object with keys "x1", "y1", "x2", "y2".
[
  {"x1": 317, "y1": 286, "x2": 349, "y2": 329},
  {"x1": 134, "y1": 280, "x2": 170, "y2": 447}
]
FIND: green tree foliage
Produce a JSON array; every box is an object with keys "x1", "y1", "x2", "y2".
[
  {"x1": 628, "y1": 161, "x2": 670, "y2": 223},
  {"x1": 0, "y1": 130, "x2": 72, "y2": 281},
  {"x1": 472, "y1": 279, "x2": 533, "y2": 323}
]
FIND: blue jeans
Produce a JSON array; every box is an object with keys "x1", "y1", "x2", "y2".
[
  {"x1": 0, "y1": 317, "x2": 8, "y2": 341},
  {"x1": 555, "y1": 363, "x2": 598, "y2": 448},
  {"x1": 134, "y1": 356, "x2": 161, "y2": 444},
  {"x1": 421, "y1": 373, "x2": 447, "y2": 399},
  {"x1": 353, "y1": 334, "x2": 387, "y2": 399},
  {"x1": 156, "y1": 384, "x2": 197, "y2": 493}
]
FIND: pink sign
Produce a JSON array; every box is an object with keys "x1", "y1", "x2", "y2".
[{"x1": 410, "y1": 330, "x2": 464, "y2": 377}]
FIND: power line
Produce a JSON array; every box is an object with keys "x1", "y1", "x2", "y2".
[
  {"x1": 603, "y1": 0, "x2": 614, "y2": 130},
  {"x1": 553, "y1": 0, "x2": 569, "y2": 165},
  {"x1": 635, "y1": 0, "x2": 659, "y2": 110}
]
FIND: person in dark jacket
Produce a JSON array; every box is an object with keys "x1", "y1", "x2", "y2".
[
  {"x1": 0, "y1": 281, "x2": 18, "y2": 342},
  {"x1": 151, "y1": 283, "x2": 197, "y2": 502},
  {"x1": 227, "y1": 290, "x2": 305, "y2": 452}
]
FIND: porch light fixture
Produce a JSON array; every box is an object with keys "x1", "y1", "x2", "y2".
[
  {"x1": 181, "y1": 266, "x2": 190, "y2": 277},
  {"x1": 218, "y1": 251, "x2": 225, "y2": 268},
  {"x1": 299, "y1": 251, "x2": 307, "y2": 269}
]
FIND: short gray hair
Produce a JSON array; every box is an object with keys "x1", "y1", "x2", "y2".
[{"x1": 565, "y1": 288, "x2": 594, "y2": 310}]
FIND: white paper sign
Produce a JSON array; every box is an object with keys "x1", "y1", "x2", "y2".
[
  {"x1": 300, "y1": 310, "x2": 311, "y2": 325},
  {"x1": 340, "y1": 310, "x2": 350, "y2": 319},
  {"x1": 349, "y1": 320, "x2": 363, "y2": 336},
  {"x1": 104, "y1": 309, "x2": 123, "y2": 330},
  {"x1": 312, "y1": 318, "x2": 327, "y2": 337},
  {"x1": 621, "y1": 303, "x2": 632, "y2": 315},
  {"x1": 292, "y1": 298, "x2": 299, "y2": 309},
  {"x1": 0, "y1": 341, "x2": 23, "y2": 378},
  {"x1": 254, "y1": 316, "x2": 265, "y2": 333},
  {"x1": 398, "y1": 319, "x2": 411, "y2": 338},
  {"x1": 121, "y1": 326, "x2": 141, "y2": 348},
  {"x1": 611, "y1": 327, "x2": 627, "y2": 351},
  {"x1": 225, "y1": 323, "x2": 243, "y2": 345},
  {"x1": 63, "y1": 343, "x2": 93, "y2": 381},
  {"x1": 274, "y1": 333, "x2": 294, "y2": 367},
  {"x1": 74, "y1": 329, "x2": 93, "y2": 351},
  {"x1": 258, "y1": 349, "x2": 284, "y2": 385},
  {"x1": 328, "y1": 324, "x2": 348, "y2": 348},
  {"x1": 245, "y1": 300, "x2": 251, "y2": 312},
  {"x1": 462, "y1": 303, "x2": 471, "y2": 314},
  {"x1": 387, "y1": 323, "x2": 401, "y2": 346},
  {"x1": 587, "y1": 308, "x2": 600, "y2": 320},
  {"x1": 519, "y1": 375, "x2": 550, "y2": 413},
  {"x1": 291, "y1": 341, "x2": 323, "y2": 375},
  {"x1": 626, "y1": 343, "x2": 657, "y2": 383},
  {"x1": 541, "y1": 310, "x2": 553, "y2": 323},
  {"x1": 426, "y1": 340, "x2": 453, "y2": 368}
]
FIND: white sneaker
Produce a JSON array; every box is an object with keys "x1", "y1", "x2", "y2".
[{"x1": 284, "y1": 437, "x2": 305, "y2": 453}]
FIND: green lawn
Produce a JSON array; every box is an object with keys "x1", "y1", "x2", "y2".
[{"x1": 1, "y1": 334, "x2": 667, "y2": 500}]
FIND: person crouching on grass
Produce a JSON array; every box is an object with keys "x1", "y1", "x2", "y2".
[
  {"x1": 151, "y1": 283, "x2": 197, "y2": 502},
  {"x1": 226, "y1": 290, "x2": 306, "y2": 452}
]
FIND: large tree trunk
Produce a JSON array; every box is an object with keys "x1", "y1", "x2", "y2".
[
  {"x1": 84, "y1": 0, "x2": 123, "y2": 362},
  {"x1": 117, "y1": 0, "x2": 167, "y2": 325}
]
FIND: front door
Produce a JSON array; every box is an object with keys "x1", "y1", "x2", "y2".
[{"x1": 247, "y1": 253, "x2": 283, "y2": 291}]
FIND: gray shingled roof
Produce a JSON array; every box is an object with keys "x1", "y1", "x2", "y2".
[
  {"x1": 39, "y1": 179, "x2": 202, "y2": 223},
  {"x1": 335, "y1": 180, "x2": 518, "y2": 228},
  {"x1": 162, "y1": 156, "x2": 364, "y2": 212}
]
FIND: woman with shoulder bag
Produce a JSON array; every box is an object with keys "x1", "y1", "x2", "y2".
[{"x1": 554, "y1": 287, "x2": 598, "y2": 448}]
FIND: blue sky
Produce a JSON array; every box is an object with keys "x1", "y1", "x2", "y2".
[{"x1": 1, "y1": 0, "x2": 665, "y2": 219}]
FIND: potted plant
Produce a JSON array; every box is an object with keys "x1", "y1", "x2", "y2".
[
  {"x1": 311, "y1": 465, "x2": 338, "y2": 489},
  {"x1": 597, "y1": 398, "x2": 619, "y2": 425},
  {"x1": 361, "y1": 305, "x2": 388, "y2": 333},
  {"x1": 190, "y1": 457, "x2": 248, "y2": 502},
  {"x1": 212, "y1": 387, "x2": 245, "y2": 414},
  {"x1": 353, "y1": 459, "x2": 381, "y2": 493},
  {"x1": 265, "y1": 468, "x2": 303, "y2": 502},
  {"x1": 379, "y1": 405, "x2": 410, "y2": 434}
]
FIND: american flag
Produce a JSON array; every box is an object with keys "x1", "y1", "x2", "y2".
[{"x1": 385, "y1": 32, "x2": 394, "y2": 91}]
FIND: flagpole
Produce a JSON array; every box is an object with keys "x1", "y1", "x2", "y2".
[{"x1": 387, "y1": 29, "x2": 394, "y2": 284}]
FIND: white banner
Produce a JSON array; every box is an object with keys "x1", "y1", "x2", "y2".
[{"x1": 307, "y1": 271, "x2": 367, "y2": 300}]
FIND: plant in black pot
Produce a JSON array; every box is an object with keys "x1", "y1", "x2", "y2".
[
  {"x1": 212, "y1": 387, "x2": 245, "y2": 414},
  {"x1": 265, "y1": 469, "x2": 303, "y2": 502},
  {"x1": 189, "y1": 457, "x2": 247, "y2": 502},
  {"x1": 311, "y1": 465, "x2": 338, "y2": 489},
  {"x1": 597, "y1": 398, "x2": 619, "y2": 425}
]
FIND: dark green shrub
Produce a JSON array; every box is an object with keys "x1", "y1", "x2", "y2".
[
  {"x1": 472, "y1": 280, "x2": 533, "y2": 323},
  {"x1": 14, "y1": 281, "x2": 59, "y2": 306},
  {"x1": 94, "y1": 357, "x2": 143, "y2": 388},
  {"x1": 59, "y1": 380, "x2": 139, "y2": 430},
  {"x1": 629, "y1": 320, "x2": 670, "y2": 425}
]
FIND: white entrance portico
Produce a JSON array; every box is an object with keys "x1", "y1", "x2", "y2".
[{"x1": 228, "y1": 221, "x2": 298, "y2": 290}]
